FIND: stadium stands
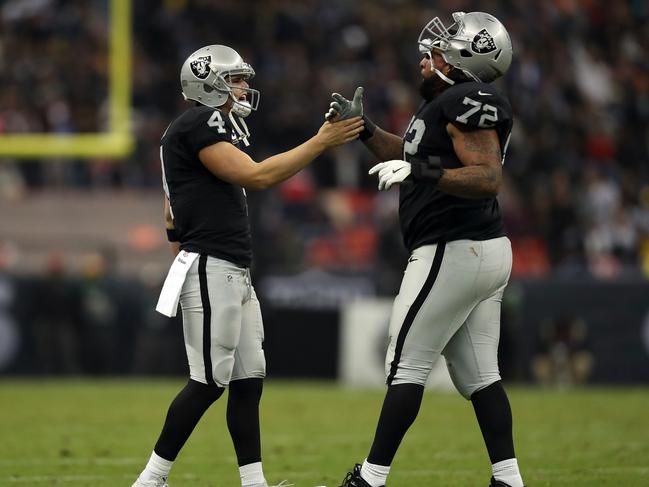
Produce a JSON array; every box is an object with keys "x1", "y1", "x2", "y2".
[{"x1": 1, "y1": 0, "x2": 648, "y2": 284}]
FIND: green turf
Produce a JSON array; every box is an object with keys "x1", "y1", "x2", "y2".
[{"x1": 0, "y1": 380, "x2": 647, "y2": 486}]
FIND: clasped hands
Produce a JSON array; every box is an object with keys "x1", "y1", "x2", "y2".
[{"x1": 325, "y1": 87, "x2": 409, "y2": 190}]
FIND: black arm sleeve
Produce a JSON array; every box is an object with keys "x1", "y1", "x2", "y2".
[{"x1": 410, "y1": 156, "x2": 444, "y2": 185}]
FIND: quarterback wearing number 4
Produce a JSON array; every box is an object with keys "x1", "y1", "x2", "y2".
[
  {"x1": 327, "y1": 11, "x2": 525, "y2": 487},
  {"x1": 131, "y1": 45, "x2": 363, "y2": 487}
]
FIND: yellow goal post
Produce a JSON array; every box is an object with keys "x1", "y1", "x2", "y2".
[{"x1": 0, "y1": 0, "x2": 133, "y2": 159}]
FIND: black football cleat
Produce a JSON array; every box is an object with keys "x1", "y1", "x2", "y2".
[
  {"x1": 339, "y1": 464, "x2": 382, "y2": 487},
  {"x1": 489, "y1": 477, "x2": 525, "y2": 487}
]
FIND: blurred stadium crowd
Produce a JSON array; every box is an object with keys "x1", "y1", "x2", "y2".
[{"x1": 1, "y1": 0, "x2": 649, "y2": 290}]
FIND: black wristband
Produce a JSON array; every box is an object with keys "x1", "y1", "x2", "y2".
[
  {"x1": 410, "y1": 156, "x2": 444, "y2": 186},
  {"x1": 166, "y1": 228, "x2": 179, "y2": 242},
  {"x1": 359, "y1": 115, "x2": 377, "y2": 141}
]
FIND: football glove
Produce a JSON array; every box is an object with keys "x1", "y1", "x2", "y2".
[
  {"x1": 369, "y1": 160, "x2": 411, "y2": 190},
  {"x1": 325, "y1": 87, "x2": 364, "y2": 121}
]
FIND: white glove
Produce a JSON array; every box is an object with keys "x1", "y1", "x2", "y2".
[
  {"x1": 325, "y1": 87, "x2": 364, "y2": 121},
  {"x1": 368, "y1": 160, "x2": 411, "y2": 190}
]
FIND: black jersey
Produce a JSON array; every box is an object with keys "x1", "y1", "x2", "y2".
[
  {"x1": 161, "y1": 105, "x2": 252, "y2": 267},
  {"x1": 399, "y1": 81, "x2": 513, "y2": 252}
]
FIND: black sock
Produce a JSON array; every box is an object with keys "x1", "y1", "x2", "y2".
[
  {"x1": 153, "y1": 379, "x2": 224, "y2": 461},
  {"x1": 471, "y1": 380, "x2": 515, "y2": 464},
  {"x1": 227, "y1": 378, "x2": 263, "y2": 466},
  {"x1": 367, "y1": 383, "x2": 424, "y2": 466}
]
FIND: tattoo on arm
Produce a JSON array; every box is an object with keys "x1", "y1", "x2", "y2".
[
  {"x1": 461, "y1": 130, "x2": 501, "y2": 160},
  {"x1": 437, "y1": 127, "x2": 503, "y2": 198},
  {"x1": 437, "y1": 165, "x2": 500, "y2": 198}
]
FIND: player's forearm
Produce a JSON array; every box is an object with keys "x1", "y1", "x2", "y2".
[
  {"x1": 362, "y1": 127, "x2": 403, "y2": 161},
  {"x1": 252, "y1": 137, "x2": 326, "y2": 189},
  {"x1": 163, "y1": 197, "x2": 180, "y2": 256},
  {"x1": 169, "y1": 242, "x2": 180, "y2": 256},
  {"x1": 436, "y1": 165, "x2": 501, "y2": 199}
]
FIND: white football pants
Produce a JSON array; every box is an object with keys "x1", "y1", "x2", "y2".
[
  {"x1": 180, "y1": 255, "x2": 266, "y2": 386},
  {"x1": 386, "y1": 237, "x2": 512, "y2": 398}
]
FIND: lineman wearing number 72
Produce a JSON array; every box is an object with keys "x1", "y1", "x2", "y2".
[{"x1": 327, "y1": 11, "x2": 525, "y2": 487}]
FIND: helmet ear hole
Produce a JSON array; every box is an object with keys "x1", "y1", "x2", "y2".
[
  {"x1": 460, "y1": 49, "x2": 473, "y2": 58},
  {"x1": 494, "y1": 49, "x2": 503, "y2": 61},
  {"x1": 203, "y1": 84, "x2": 214, "y2": 93}
]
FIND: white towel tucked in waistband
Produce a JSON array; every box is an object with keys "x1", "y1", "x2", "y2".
[{"x1": 156, "y1": 251, "x2": 199, "y2": 317}]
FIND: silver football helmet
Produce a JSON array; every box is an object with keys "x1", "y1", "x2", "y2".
[
  {"x1": 180, "y1": 45, "x2": 260, "y2": 117},
  {"x1": 418, "y1": 12, "x2": 512, "y2": 83}
]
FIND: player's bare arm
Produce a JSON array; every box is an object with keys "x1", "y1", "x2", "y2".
[
  {"x1": 199, "y1": 117, "x2": 364, "y2": 190},
  {"x1": 439, "y1": 122, "x2": 502, "y2": 198},
  {"x1": 361, "y1": 127, "x2": 404, "y2": 161},
  {"x1": 163, "y1": 196, "x2": 180, "y2": 256}
]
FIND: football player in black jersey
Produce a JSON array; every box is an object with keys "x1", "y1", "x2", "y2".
[
  {"x1": 327, "y1": 12, "x2": 525, "y2": 487},
  {"x1": 132, "y1": 45, "x2": 364, "y2": 487}
]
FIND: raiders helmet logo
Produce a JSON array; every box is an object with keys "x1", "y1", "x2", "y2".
[
  {"x1": 471, "y1": 29, "x2": 497, "y2": 54},
  {"x1": 190, "y1": 55, "x2": 212, "y2": 79}
]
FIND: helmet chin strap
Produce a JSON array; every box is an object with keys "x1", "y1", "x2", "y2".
[
  {"x1": 432, "y1": 66, "x2": 455, "y2": 85},
  {"x1": 425, "y1": 49, "x2": 455, "y2": 86},
  {"x1": 228, "y1": 111, "x2": 250, "y2": 147}
]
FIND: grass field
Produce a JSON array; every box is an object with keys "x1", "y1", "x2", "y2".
[{"x1": 0, "y1": 380, "x2": 647, "y2": 486}]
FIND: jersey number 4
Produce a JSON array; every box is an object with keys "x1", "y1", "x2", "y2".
[
  {"x1": 207, "y1": 110, "x2": 227, "y2": 133},
  {"x1": 456, "y1": 97, "x2": 498, "y2": 128}
]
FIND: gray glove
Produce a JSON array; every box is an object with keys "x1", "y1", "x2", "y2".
[{"x1": 325, "y1": 87, "x2": 364, "y2": 121}]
